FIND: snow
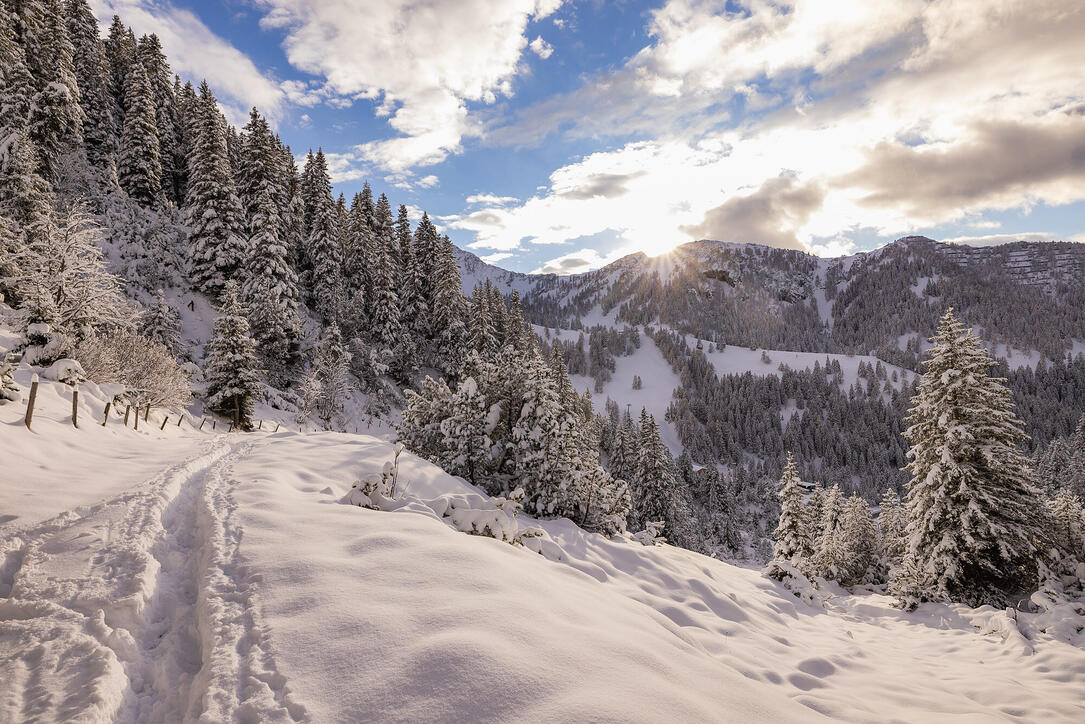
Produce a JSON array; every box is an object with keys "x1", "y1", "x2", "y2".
[
  {"x1": 563, "y1": 329, "x2": 685, "y2": 455},
  {"x1": 2, "y1": 425, "x2": 1084, "y2": 722},
  {"x1": 690, "y1": 337, "x2": 917, "y2": 393}
]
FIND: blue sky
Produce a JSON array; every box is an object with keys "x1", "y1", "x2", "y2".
[{"x1": 92, "y1": 1, "x2": 1085, "y2": 273}]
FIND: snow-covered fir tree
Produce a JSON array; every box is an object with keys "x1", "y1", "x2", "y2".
[
  {"x1": 185, "y1": 82, "x2": 245, "y2": 296},
  {"x1": 140, "y1": 289, "x2": 181, "y2": 356},
  {"x1": 203, "y1": 280, "x2": 261, "y2": 430},
  {"x1": 117, "y1": 60, "x2": 161, "y2": 205},
  {"x1": 65, "y1": 0, "x2": 116, "y2": 178},
  {"x1": 368, "y1": 193, "x2": 402, "y2": 363},
  {"x1": 892, "y1": 309, "x2": 1047, "y2": 609},
  {"x1": 877, "y1": 488, "x2": 906, "y2": 567},
  {"x1": 839, "y1": 495, "x2": 878, "y2": 586},
  {"x1": 812, "y1": 484, "x2": 847, "y2": 581},
  {"x1": 301, "y1": 149, "x2": 343, "y2": 324},
  {"x1": 771, "y1": 452, "x2": 811, "y2": 567},
  {"x1": 135, "y1": 33, "x2": 184, "y2": 205}
]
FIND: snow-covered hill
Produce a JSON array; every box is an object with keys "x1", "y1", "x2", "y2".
[{"x1": 3, "y1": 389, "x2": 1085, "y2": 722}]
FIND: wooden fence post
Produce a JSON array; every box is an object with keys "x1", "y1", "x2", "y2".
[
  {"x1": 199, "y1": 417, "x2": 206, "y2": 431},
  {"x1": 176, "y1": 415, "x2": 183, "y2": 427},
  {"x1": 124, "y1": 404, "x2": 131, "y2": 427},
  {"x1": 160, "y1": 416, "x2": 168, "y2": 430},
  {"x1": 102, "y1": 402, "x2": 111, "y2": 426},
  {"x1": 212, "y1": 419, "x2": 216, "y2": 430},
  {"x1": 24, "y1": 374, "x2": 38, "y2": 430},
  {"x1": 258, "y1": 419, "x2": 263, "y2": 430},
  {"x1": 144, "y1": 404, "x2": 150, "y2": 422},
  {"x1": 72, "y1": 389, "x2": 79, "y2": 428},
  {"x1": 134, "y1": 409, "x2": 139, "y2": 430},
  {"x1": 227, "y1": 422, "x2": 234, "y2": 433},
  {"x1": 274, "y1": 422, "x2": 281, "y2": 432}
]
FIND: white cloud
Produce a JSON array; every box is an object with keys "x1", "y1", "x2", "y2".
[
  {"x1": 531, "y1": 248, "x2": 620, "y2": 275},
  {"x1": 942, "y1": 232, "x2": 1062, "y2": 247},
  {"x1": 481, "y1": 252, "x2": 516, "y2": 264},
  {"x1": 466, "y1": 193, "x2": 520, "y2": 206},
  {"x1": 91, "y1": 1, "x2": 284, "y2": 123},
  {"x1": 529, "y1": 36, "x2": 553, "y2": 59},
  {"x1": 467, "y1": 0, "x2": 1085, "y2": 261},
  {"x1": 253, "y1": 0, "x2": 563, "y2": 170},
  {"x1": 416, "y1": 175, "x2": 440, "y2": 189}
]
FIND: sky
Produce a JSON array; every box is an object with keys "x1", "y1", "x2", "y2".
[{"x1": 90, "y1": 0, "x2": 1085, "y2": 274}]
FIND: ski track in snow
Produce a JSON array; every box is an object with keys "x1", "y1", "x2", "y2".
[{"x1": 0, "y1": 438, "x2": 308, "y2": 724}]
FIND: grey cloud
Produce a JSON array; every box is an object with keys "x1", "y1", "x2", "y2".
[
  {"x1": 840, "y1": 118, "x2": 1085, "y2": 216},
  {"x1": 680, "y1": 176, "x2": 826, "y2": 251},
  {"x1": 556, "y1": 171, "x2": 647, "y2": 200},
  {"x1": 535, "y1": 256, "x2": 595, "y2": 275}
]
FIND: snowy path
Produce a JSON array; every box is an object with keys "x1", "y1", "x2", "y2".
[{"x1": 0, "y1": 438, "x2": 307, "y2": 723}]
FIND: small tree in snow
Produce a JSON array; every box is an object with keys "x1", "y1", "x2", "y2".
[
  {"x1": 772, "y1": 453, "x2": 811, "y2": 567},
  {"x1": 204, "y1": 280, "x2": 261, "y2": 429},
  {"x1": 839, "y1": 495, "x2": 878, "y2": 586},
  {"x1": 0, "y1": 353, "x2": 19, "y2": 403},
  {"x1": 141, "y1": 289, "x2": 181, "y2": 357}
]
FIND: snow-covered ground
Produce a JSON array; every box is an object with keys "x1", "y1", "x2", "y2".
[
  {"x1": 3, "y1": 388, "x2": 1085, "y2": 722},
  {"x1": 687, "y1": 337, "x2": 917, "y2": 393},
  {"x1": 545, "y1": 327, "x2": 685, "y2": 455}
]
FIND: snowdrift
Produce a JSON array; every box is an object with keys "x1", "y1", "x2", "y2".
[{"x1": 2, "y1": 411, "x2": 1084, "y2": 721}]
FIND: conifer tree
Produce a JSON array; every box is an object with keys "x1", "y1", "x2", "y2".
[
  {"x1": 878, "y1": 488, "x2": 906, "y2": 565},
  {"x1": 141, "y1": 289, "x2": 181, "y2": 356},
  {"x1": 839, "y1": 495, "x2": 877, "y2": 585},
  {"x1": 117, "y1": 60, "x2": 161, "y2": 204},
  {"x1": 136, "y1": 34, "x2": 183, "y2": 204},
  {"x1": 812, "y1": 483, "x2": 846, "y2": 580},
  {"x1": 104, "y1": 16, "x2": 134, "y2": 133},
  {"x1": 12, "y1": 0, "x2": 82, "y2": 182},
  {"x1": 772, "y1": 452, "x2": 811, "y2": 566},
  {"x1": 185, "y1": 81, "x2": 245, "y2": 295},
  {"x1": 610, "y1": 413, "x2": 636, "y2": 484},
  {"x1": 469, "y1": 284, "x2": 497, "y2": 357},
  {"x1": 431, "y1": 235, "x2": 467, "y2": 376},
  {"x1": 368, "y1": 192, "x2": 402, "y2": 358},
  {"x1": 633, "y1": 409, "x2": 676, "y2": 531},
  {"x1": 892, "y1": 309, "x2": 1046, "y2": 609},
  {"x1": 243, "y1": 188, "x2": 300, "y2": 376},
  {"x1": 204, "y1": 280, "x2": 261, "y2": 429},
  {"x1": 440, "y1": 375, "x2": 491, "y2": 486},
  {"x1": 342, "y1": 188, "x2": 373, "y2": 315},
  {"x1": 66, "y1": 0, "x2": 116, "y2": 176},
  {"x1": 302, "y1": 149, "x2": 343, "y2": 323},
  {"x1": 1046, "y1": 488, "x2": 1084, "y2": 559},
  {"x1": 707, "y1": 466, "x2": 743, "y2": 554}
]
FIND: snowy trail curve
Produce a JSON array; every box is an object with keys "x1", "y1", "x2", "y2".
[{"x1": 0, "y1": 437, "x2": 308, "y2": 723}]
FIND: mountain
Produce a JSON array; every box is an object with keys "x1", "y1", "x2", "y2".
[{"x1": 455, "y1": 237, "x2": 1085, "y2": 499}]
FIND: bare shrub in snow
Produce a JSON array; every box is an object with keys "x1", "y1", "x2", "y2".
[{"x1": 77, "y1": 330, "x2": 192, "y2": 408}]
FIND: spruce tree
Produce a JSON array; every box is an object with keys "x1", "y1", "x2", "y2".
[
  {"x1": 440, "y1": 375, "x2": 491, "y2": 486},
  {"x1": 892, "y1": 309, "x2": 1046, "y2": 609},
  {"x1": 204, "y1": 280, "x2": 261, "y2": 429},
  {"x1": 839, "y1": 495, "x2": 877, "y2": 586},
  {"x1": 185, "y1": 81, "x2": 245, "y2": 295},
  {"x1": 302, "y1": 149, "x2": 343, "y2": 324},
  {"x1": 136, "y1": 34, "x2": 183, "y2": 204},
  {"x1": 104, "y1": 16, "x2": 134, "y2": 135},
  {"x1": 812, "y1": 484, "x2": 846, "y2": 580},
  {"x1": 66, "y1": 0, "x2": 116, "y2": 176},
  {"x1": 1046, "y1": 488, "x2": 1084, "y2": 559},
  {"x1": 141, "y1": 289, "x2": 181, "y2": 356},
  {"x1": 242, "y1": 188, "x2": 300, "y2": 376},
  {"x1": 368, "y1": 193, "x2": 402, "y2": 358},
  {"x1": 117, "y1": 60, "x2": 161, "y2": 204},
  {"x1": 633, "y1": 409, "x2": 676, "y2": 531},
  {"x1": 878, "y1": 488, "x2": 906, "y2": 566},
  {"x1": 12, "y1": 0, "x2": 82, "y2": 183},
  {"x1": 431, "y1": 235, "x2": 467, "y2": 376},
  {"x1": 772, "y1": 452, "x2": 811, "y2": 566}
]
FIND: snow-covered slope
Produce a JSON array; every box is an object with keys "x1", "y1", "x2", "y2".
[{"x1": 3, "y1": 410, "x2": 1085, "y2": 722}]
